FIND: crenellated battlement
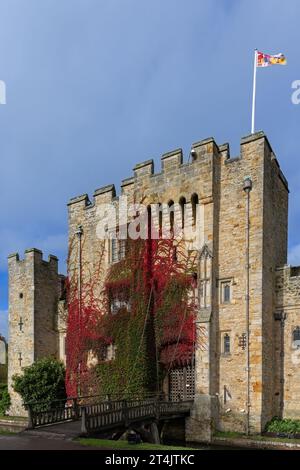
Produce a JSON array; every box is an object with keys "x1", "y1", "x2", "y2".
[
  {"x1": 67, "y1": 131, "x2": 288, "y2": 213},
  {"x1": 9, "y1": 127, "x2": 300, "y2": 427},
  {"x1": 8, "y1": 248, "x2": 59, "y2": 272},
  {"x1": 275, "y1": 265, "x2": 300, "y2": 312},
  {"x1": 276, "y1": 264, "x2": 300, "y2": 279}
]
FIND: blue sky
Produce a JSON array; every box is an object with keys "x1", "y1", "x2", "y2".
[{"x1": 0, "y1": 0, "x2": 300, "y2": 339}]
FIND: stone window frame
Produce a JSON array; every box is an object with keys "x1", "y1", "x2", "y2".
[
  {"x1": 0, "y1": 338, "x2": 6, "y2": 365},
  {"x1": 220, "y1": 330, "x2": 232, "y2": 356},
  {"x1": 111, "y1": 237, "x2": 119, "y2": 263},
  {"x1": 106, "y1": 343, "x2": 117, "y2": 361},
  {"x1": 108, "y1": 226, "x2": 127, "y2": 264},
  {"x1": 219, "y1": 278, "x2": 234, "y2": 305},
  {"x1": 110, "y1": 297, "x2": 130, "y2": 315},
  {"x1": 292, "y1": 326, "x2": 300, "y2": 349}
]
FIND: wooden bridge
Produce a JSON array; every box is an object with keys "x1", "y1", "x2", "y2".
[{"x1": 26, "y1": 396, "x2": 193, "y2": 440}]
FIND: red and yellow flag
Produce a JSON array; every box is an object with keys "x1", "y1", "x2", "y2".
[{"x1": 257, "y1": 51, "x2": 287, "y2": 67}]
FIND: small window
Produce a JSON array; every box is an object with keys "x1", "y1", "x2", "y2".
[
  {"x1": 158, "y1": 204, "x2": 163, "y2": 236},
  {"x1": 119, "y1": 239, "x2": 126, "y2": 259},
  {"x1": 191, "y1": 194, "x2": 199, "y2": 226},
  {"x1": 223, "y1": 334, "x2": 231, "y2": 354},
  {"x1": 168, "y1": 200, "x2": 174, "y2": 232},
  {"x1": 220, "y1": 280, "x2": 232, "y2": 304},
  {"x1": 110, "y1": 297, "x2": 130, "y2": 314},
  {"x1": 293, "y1": 327, "x2": 300, "y2": 348},
  {"x1": 179, "y1": 197, "x2": 186, "y2": 229},
  {"x1": 19, "y1": 293, "x2": 23, "y2": 299},
  {"x1": 224, "y1": 283, "x2": 231, "y2": 303},
  {"x1": 111, "y1": 236, "x2": 126, "y2": 263},
  {"x1": 111, "y1": 238, "x2": 119, "y2": 263},
  {"x1": 106, "y1": 344, "x2": 117, "y2": 361}
]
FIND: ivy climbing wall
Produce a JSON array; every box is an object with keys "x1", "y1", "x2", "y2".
[{"x1": 65, "y1": 235, "x2": 197, "y2": 398}]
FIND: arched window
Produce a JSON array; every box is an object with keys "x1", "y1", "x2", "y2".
[
  {"x1": 147, "y1": 205, "x2": 152, "y2": 240},
  {"x1": 0, "y1": 339, "x2": 6, "y2": 365},
  {"x1": 224, "y1": 283, "x2": 231, "y2": 303},
  {"x1": 191, "y1": 193, "x2": 199, "y2": 226},
  {"x1": 158, "y1": 204, "x2": 163, "y2": 237},
  {"x1": 168, "y1": 200, "x2": 174, "y2": 232},
  {"x1": 293, "y1": 326, "x2": 300, "y2": 348},
  {"x1": 179, "y1": 197, "x2": 186, "y2": 229},
  {"x1": 224, "y1": 334, "x2": 230, "y2": 354},
  {"x1": 220, "y1": 280, "x2": 232, "y2": 304}
]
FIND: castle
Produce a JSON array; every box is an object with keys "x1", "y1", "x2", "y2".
[{"x1": 7, "y1": 131, "x2": 300, "y2": 441}]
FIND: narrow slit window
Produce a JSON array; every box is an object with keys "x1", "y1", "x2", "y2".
[
  {"x1": 168, "y1": 201, "x2": 174, "y2": 233},
  {"x1": 223, "y1": 283, "x2": 231, "y2": 303},
  {"x1": 158, "y1": 204, "x2": 163, "y2": 237},
  {"x1": 179, "y1": 197, "x2": 186, "y2": 229},
  {"x1": 111, "y1": 238, "x2": 119, "y2": 263},
  {"x1": 191, "y1": 193, "x2": 199, "y2": 226},
  {"x1": 224, "y1": 334, "x2": 231, "y2": 354},
  {"x1": 119, "y1": 239, "x2": 126, "y2": 260},
  {"x1": 293, "y1": 326, "x2": 300, "y2": 348}
]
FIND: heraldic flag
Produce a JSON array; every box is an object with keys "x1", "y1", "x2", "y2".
[
  {"x1": 257, "y1": 51, "x2": 287, "y2": 67},
  {"x1": 251, "y1": 49, "x2": 287, "y2": 133}
]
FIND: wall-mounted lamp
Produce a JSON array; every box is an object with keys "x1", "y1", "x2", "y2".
[{"x1": 243, "y1": 177, "x2": 253, "y2": 193}]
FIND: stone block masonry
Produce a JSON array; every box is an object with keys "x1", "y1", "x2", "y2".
[
  {"x1": 7, "y1": 249, "x2": 66, "y2": 416},
  {"x1": 7, "y1": 130, "x2": 300, "y2": 442}
]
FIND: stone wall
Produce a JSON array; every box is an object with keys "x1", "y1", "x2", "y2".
[
  {"x1": 8, "y1": 130, "x2": 296, "y2": 435},
  {"x1": 7, "y1": 249, "x2": 65, "y2": 416},
  {"x1": 0, "y1": 336, "x2": 7, "y2": 383},
  {"x1": 67, "y1": 131, "x2": 289, "y2": 437},
  {"x1": 275, "y1": 266, "x2": 300, "y2": 419}
]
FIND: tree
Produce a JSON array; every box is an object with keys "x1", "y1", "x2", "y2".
[
  {"x1": 12, "y1": 357, "x2": 66, "y2": 412},
  {"x1": 0, "y1": 384, "x2": 10, "y2": 415}
]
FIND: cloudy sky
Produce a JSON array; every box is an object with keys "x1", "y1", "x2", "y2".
[{"x1": 0, "y1": 0, "x2": 300, "y2": 339}]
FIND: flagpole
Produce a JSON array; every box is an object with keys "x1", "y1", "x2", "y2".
[{"x1": 251, "y1": 49, "x2": 257, "y2": 134}]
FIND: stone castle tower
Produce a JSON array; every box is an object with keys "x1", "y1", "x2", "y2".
[
  {"x1": 7, "y1": 131, "x2": 300, "y2": 440},
  {"x1": 67, "y1": 130, "x2": 289, "y2": 437},
  {"x1": 7, "y1": 249, "x2": 66, "y2": 416}
]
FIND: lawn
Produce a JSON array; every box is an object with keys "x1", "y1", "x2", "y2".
[
  {"x1": 0, "y1": 430, "x2": 15, "y2": 435},
  {"x1": 77, "y1": 438, "x2": 198, "y2": 451},
  {"x1": 214, "y1": 431, "x2": 300, "y2": 446},
  {"x1": 0, "y1": 415, "x2": 27, "y2": 421}
]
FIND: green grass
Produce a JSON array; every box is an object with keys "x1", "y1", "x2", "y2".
[
  {"x1": 0, "y1": 415, "x2": 27, "y2": 422},
  {"x1": 0, "y1": 430, "x2": 15, "y2": 435},
  {"x1": 77, "y1": 438, "x2": 198, "y2": 451},
  {"x1": 249, "y1": 435, "x2": 300, "y2": 445},
  {"x1": 214, "y1": 431, "x2": 300, "y2": 445}
]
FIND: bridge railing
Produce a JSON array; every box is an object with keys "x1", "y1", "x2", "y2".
[
  {"x1": 26, "y1": 394, "x2": 192, "y2": 430},
  {"x1": 82, "y1": 399, "x2": 193, "y2": 434},
  {"x1": 26, "y1": 394, "x2": 159, "y2": 428},
  {"x1": 26, "y1": 395, "x2": 105, "y2": 428}
]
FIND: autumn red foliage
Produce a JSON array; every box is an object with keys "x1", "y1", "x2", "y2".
[{"x1": 65, "y1": 233, "x2": 197, "y2": 397}]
